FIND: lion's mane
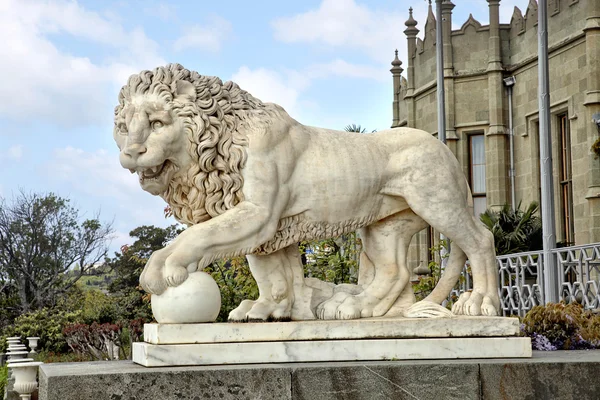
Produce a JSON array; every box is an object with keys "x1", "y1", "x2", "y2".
[{"x1": 114, "y1": 63, "x2": 282, "y2": 226}]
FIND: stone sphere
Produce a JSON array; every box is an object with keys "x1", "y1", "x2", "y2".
[{"x1": 151, "y1": 271, "x2": 221, "y2": 323}]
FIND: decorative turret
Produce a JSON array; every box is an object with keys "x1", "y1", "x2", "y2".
[
  {"x1": 441, "y1": 0, "x2": 455, "y2": 72},
  {"x1": 404, "y1": 7, "x2": 419, "y2": 95},
  {"x1": 391, "y1": 50, "x2": 403, "y2": 71},
  {"x1": 404, "y1": 7, "x2": 419, "y2": 38},
  {"x1": 391, "y1": 50, "x2": 404, "y2": 127}
]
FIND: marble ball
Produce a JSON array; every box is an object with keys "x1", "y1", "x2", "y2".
[{"x1": 151, "y1": 271, "x2": 221, "y2": 323}]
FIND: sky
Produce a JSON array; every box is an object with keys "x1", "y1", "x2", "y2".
[{"x1": 0, "y1": 0, "x2": 526, "y2": 256}]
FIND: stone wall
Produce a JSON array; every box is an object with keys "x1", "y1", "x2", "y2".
[
  {"x1": 39, "y1": 352, "x2": 600, "y2": 400},
  {"x1": 393, "y1": 0, "x2": 600, "y2": 265}
]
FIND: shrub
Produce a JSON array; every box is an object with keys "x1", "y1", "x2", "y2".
[
  {"x1": 521, "y1": 302, "x2": 600, "y2": 350},
  {"x1": 0, "y1": 365, "x2": 7, "y2": 396},
  {"x1": 63, "y1": 322, "x2": 122, "y2": 360},
  {"x1": 2, "y1": 307, "x2": 83, "y2": 353}
]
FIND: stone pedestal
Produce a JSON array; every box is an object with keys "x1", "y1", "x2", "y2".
[
  {"x1": 39, "y1": 351, "x2": 600, "y2": 400},
  {"x1": 133, "y1": 316, "x2": 531, "y2": 367}
]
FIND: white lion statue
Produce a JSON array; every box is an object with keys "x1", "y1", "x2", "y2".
[{"x1": 113, "y1": 63, "x2": 500, "y2": 321}]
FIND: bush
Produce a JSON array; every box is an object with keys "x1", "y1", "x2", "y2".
[
  {"x1": 521, "y1": 302, "x2": 600, "y2": 350},
  {"x1": 63, "y1": 322, "x2": 122, "y2": 360},
  {"x1": 78, "y1": 290, "x2": 120, "y2": 325},
  {"x1": 1, "y1": 307, "x2": 83, "y2": 353},
  {"x1": 0, "y1": 365, "x2": 7, "y2": 396}
]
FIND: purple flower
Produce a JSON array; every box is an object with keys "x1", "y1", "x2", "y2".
[{"x1": 532, "y1": 333, "x2": 557, "y2": 351}]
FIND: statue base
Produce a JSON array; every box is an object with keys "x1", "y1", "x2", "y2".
[{"x1": 132, "y1": 317, "x2": 531, "y2": 367}]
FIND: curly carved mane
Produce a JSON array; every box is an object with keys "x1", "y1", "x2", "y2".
[{"x1": 115, "y1": 63, "x2": 283, "y2": 226}]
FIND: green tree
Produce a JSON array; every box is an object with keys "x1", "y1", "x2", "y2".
[
  {"x1": 106, "y1": 224, "x2": 183, "y2": 321},
  {"x1": 480, "y1": 201, "x2": 543, "y2": 255},
  {"x1": 204, "y1": 257, "x2": 259, "y2": 322},
  {"x1": 301, "y1": 233, "x2": 361, "y2": 284},
  {"x1": 0, "y1": 192, "x2": 113, "y2": 313},
  {"x1": 344, "y1": 124, "x2": 376, "y2": 133}
]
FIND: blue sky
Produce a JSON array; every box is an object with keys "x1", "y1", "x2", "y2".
[{"x1": 0, "y1": 0, "x2": 524, "y2": 255}]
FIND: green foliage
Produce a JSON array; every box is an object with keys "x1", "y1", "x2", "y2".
[
  {"x1": 301, "y1": 233, "x2": 361, "y2": 285},
  {"x1": 2, "y1": 307, "x2": 83, "y2": 353},
  {"x1": 411, "y1": 240, "x2": 463, "y2": 304},
  {"x1": 0, "y1": 285, "x2": 20, "y2": 332},
  {"x1": 63, "y1": 322, "x2": 123, "y2": 360},
  {"x1": 205, "y1": 257, "x2": 259, "y2": 322},
  {"x1": 78, "y1": 289, "x2": 120, "y2": 325},
  {"x1": 0, "y1": 365, "x2": 7, "y2": 396},
  {"x1": 522, "y1": 302, "x2": 600, "y2": 350},
  {"x1": 480, "y1": 201, "x2": 543, "y2": 255},
  {"x1": 344, "y1": 124, "x2": 376, "y2": 133},
  {"x1": 0, "y1": 191, "x2": 113, "y2": 313},
  {"x1": 106, "y1": 224, "x2": 181, "y2": 322}
]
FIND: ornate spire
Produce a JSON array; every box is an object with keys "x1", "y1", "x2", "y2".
[
  {"x1": 391, "y1": 49, "x2": 403, "y2": 68},
  {"x1": 405, "y1": 7, "x2": 417, "y2": 27},
  {"x1": 404, "y1": 7, "x2": 419, "y2": 36}
]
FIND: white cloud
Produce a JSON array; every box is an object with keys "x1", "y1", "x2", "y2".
[
  {"x1": 144, "y1": 3, "x2": 179, "y2": 22},
  {"x1": 0, "y1": 145, "x2": 24, "y2": 161},
  {"x1": 306, "y1": 59, "x2": 388, "y2": 82},
  {"x1": 7, "y1": 145, "x2": 23, "y2": 160},
  {"x1": 174, "y1": 16, "x2": 232, "y2": 52},
  {"x1": 231, "y1": 67, "x2": 302, "y2": 114},
  {"x1": 0, "y1": 0, "x2": 165, "y2": 128},
  {"x1": 271, "y1": 0, "x2": 423, "y2": 64},
  {"x1": 45, "y1": 146, "x2": 169, "y2": 227},
  {"x1": 231, "y1": 59, "x2": 388, "y2": 117}
]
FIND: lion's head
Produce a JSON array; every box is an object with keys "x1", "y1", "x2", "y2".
[{"x1": 114, "y1": 63, "x2": 268, "y2": 226}]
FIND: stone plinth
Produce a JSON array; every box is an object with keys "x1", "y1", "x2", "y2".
[
  {"x1": 134, "y1": 337, "x2": 531, "y2": 367},
  {"x1": 133, "y1": 317, "x2": 530, "y2": 367},
  {"x1": 39, "y1": 351, "x2": 600, "y2": 400},
  {"x1": 143, "y1": 316, "x2": 520, "y2": 344}
]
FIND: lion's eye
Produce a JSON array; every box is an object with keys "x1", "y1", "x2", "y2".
[{"x1": 151, "y1": 120, "x2": 164, "y2": 130}]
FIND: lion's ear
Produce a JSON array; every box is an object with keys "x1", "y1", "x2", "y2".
[{"x1": 175, "y1": 80, "x2": 197, "y2": 102}]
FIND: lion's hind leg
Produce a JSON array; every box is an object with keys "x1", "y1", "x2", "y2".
[
  {"x1": 228, "y1": 245, "x2": 298, "y2": 322},
  {"x1": 403, "y1": 194, "x2": 500, "y2": 316},
  {"x1": 319, "y1": 209, "x2": 427, "y2": 320}
]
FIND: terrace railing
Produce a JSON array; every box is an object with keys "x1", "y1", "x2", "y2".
[{"x1": 449, "y1": 242, "x2": 600, "y2": 317}]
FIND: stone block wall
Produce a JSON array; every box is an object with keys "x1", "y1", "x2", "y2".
[{"x1": 393, "y1": 0, "x2": 599, "y2": 265}]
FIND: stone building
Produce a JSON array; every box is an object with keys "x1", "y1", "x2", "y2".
[{"x1": 391, "y1": 0, "x2": 600, "y2": 271}]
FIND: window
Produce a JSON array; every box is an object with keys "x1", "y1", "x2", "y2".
[
  {"x1": 469, "y1": 134, "x2": 487, "y2": 217},
  {"x1": 558, "y1": 114, "x2": 574, "y2": 245}
]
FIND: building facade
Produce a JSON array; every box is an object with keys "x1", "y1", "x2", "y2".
[{"x1": 391, "y1": 0, "x2": 600, "y2": 272}]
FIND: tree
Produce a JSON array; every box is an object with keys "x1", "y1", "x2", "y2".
[
  {"x1": 480, "y1": 201, "x2": 543, "y2": 256},
  {"x1": 107, "y1": 224, "x2": 182, "y2": 320},
  {"x1": 0, "y1": 192, "x2": 114, "y2": 313},
  {"x1": 344, "y1": 124, "x2": 376, "y2": 133},
  {"x1": 301, "y1": 233, "x2": 361, "y2": 284}
]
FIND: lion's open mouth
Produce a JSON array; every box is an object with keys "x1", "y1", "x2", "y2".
[{"x1": 139, "y1": 160, "x2": 172, "y2": 182}]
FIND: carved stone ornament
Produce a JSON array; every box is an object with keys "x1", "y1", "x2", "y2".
[{"x1": 114, "y1": 64, "x2": 500, "y2": 322}]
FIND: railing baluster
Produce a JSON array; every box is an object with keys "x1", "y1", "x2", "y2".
[{"x1": 447, "y1": 242, "x2": 600, "y2": 316}]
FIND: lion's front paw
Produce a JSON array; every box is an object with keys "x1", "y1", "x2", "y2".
[
  {"x1": 140, "y1": 251, "x2": 168, "y2": 295},
  {"x1": 164, "y1": 263, "x2": 189, "y2": 287},
  {"x1": 228, "y1": 298, "x2": 291, "y2": 322},
  {"x1": 228, "y1": 300, "x2": 256, "y2": 322}
]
